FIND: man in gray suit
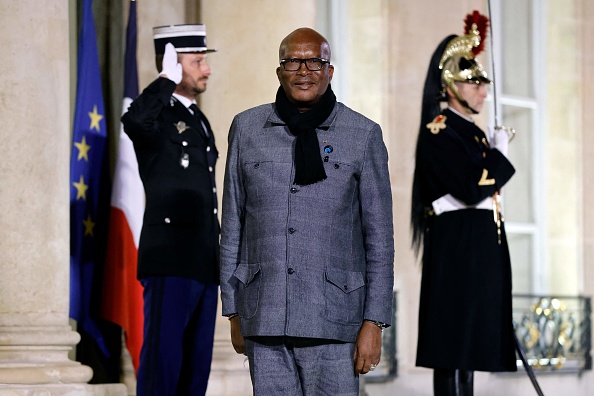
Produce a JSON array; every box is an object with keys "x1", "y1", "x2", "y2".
[{"x1": 220, "y1": 27, "x2": 394, "y2": 395}]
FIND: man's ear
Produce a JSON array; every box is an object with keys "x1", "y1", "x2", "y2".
[
  {"x1": 444, "y1": 85, "x2": 454, "y2": 98},
  {"x1": 328, "y1": 65, "x2": 334, "y2": 81}
]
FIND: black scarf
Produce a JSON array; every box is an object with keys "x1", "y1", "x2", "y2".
[{"x1": 275, "y1": 85, "x2": 336, "y2": 186}]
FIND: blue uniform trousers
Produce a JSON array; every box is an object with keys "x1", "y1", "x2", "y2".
[{"x1": 137, "y1": 276, "x2": 218, "y2": 396}]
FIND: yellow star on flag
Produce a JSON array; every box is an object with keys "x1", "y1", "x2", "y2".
[
  {"x1": 88, "y1": 105, "x2": 103, "y2": 131},
  {"x1": 74, "y1": 135, "x2": 91, "y2": 161},
  {"x1": 72, "y1": 175, "x2": 89, "y2": 200},
  {"x1": 83, "y1": 214, "x2": 95, "y2": 236}
]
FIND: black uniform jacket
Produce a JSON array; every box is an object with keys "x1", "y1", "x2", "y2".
[
  {"x1": 122, "y1": 77, "x2": 219, "y2": 284},
  {"x1": 415, "y1": 108, "x2": 517, "y2": 372}
]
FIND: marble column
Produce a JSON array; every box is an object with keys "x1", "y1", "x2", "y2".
[{"x1": 0, "y1": 2, "x2": 124, "y2": 394}]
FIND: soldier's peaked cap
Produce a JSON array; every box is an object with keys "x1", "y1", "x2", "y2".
[{"x1": 153, "y1": 24, "x2": 216, "y2": 55}]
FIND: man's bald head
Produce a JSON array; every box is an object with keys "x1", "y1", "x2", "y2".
[{"x1": 279, "y1": 27, "x2": 331, "y2": 61}]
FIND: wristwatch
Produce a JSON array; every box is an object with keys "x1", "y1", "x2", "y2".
[{"x1": 365, "y1": 320, "x2": 389, "y2": 331}]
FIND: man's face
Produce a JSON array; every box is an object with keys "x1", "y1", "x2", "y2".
[
  {"x1": 276, "y1": 35, "x2": 334, "y2": 111},
  {"x1": 454, "y1": 82, "x2": 488, "y2": 115},
  {"x1": 176, "y1": 52, "x2": 211, "y2": 97}
]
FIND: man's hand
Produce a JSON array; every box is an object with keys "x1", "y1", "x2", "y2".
[
  {"x1": 229, "y1": 315, "x2": 246, "y2": 355},
  {"x1": 159, "y1": 42, "x2": 182, "y2": 84},
  {"x1": 353, "y1": 321, "x2": 382, "y2": 375}
]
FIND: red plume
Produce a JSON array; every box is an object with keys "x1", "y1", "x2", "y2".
[{"x1": 464, "y1": 10, "x2": 490, "y2": 55}]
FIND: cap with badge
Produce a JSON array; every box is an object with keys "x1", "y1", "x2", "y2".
[{"x1": 153, "y1": 24, "x2": 216, "y2": 55}]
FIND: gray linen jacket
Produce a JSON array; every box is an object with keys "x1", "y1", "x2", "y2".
[{"x1": 220, "y1": 101, "x2": 394, "y2": 342}]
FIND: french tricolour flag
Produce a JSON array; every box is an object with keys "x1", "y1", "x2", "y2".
[{"x1": 102, "y1": 0, "x2": 144, "y2": 373}]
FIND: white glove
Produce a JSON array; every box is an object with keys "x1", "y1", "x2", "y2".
[
  {"x1": 489, "y1": 125, "x2": 509, "y2": 157},
  {"x1": 159, "y1": 43, "x2": 182, "y2": 84}
]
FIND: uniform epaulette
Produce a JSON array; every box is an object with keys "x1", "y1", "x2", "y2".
[{"x1": 426, "y1": 115, "x2": 447, "y2": 134}]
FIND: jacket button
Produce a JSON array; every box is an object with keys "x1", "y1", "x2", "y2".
[
  {"x1": 164, "y1": 217, "x2": 171, "y2": 224},
  {"x1": 288, "y1": 268, "x2": 295, "y2": 274},
  {"x1": 334, "y1": 164, "x2": 340, "y2": 169},
  {"x1": 290, "y1": 187, "x2": 298, "y2": 193},
  {"x1": 206, "y1": 146, "x2": 211, "y2": 152},
  {"x1": 209, "y1": 166, "x2": 213, "y2": 172},
  {"x1": 182, "y1": 141, "x2": 188, "y2": 146},
  {"x1": 254, "y1": 163, "x2": 260, "y2": 168},
  {"x1": 288, "y1": 228, "x2": 296, "y2": 234},
  {"x1": 344, "y1": 285, "x2": 349, "y2": 290}
]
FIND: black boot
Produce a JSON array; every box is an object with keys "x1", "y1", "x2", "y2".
[
  {"x1": 458, "y1": 370, "x2": 473, "y2": 396},
  {"x1": 433, "y1": 369, "x2": 458, "y2": 396},
  {"x1": 433, "y1": 369, "x2": 474, "y2": 396}
]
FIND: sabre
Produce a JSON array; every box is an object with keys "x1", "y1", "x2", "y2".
[
  {"x1": 513, "y1": 325, "x2": 546, "y2": 396},
  {"x1": 487, "y1": 0, "x2": 516, "y2": 142},
  {"x1": 487, "y1": 4, "x2": 537, "y2": 391}
]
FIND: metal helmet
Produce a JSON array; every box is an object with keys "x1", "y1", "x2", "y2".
[{"x1": 439, "y1": 11, "x2": 491, "y2": 112}]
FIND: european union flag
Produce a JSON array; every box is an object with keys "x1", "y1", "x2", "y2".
[{"x1": 70, "y1": 0, "x2": 110, "y2": 357}]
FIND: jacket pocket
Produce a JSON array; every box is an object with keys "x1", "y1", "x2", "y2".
[
  {"x1": 325, "y1": 269, "x2": 366, "y2": 325},
  {"x1": 232, "y1": 263, "x2": 261, "y2": 319}
]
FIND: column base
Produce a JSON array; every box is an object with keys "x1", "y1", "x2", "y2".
[
  {"x1": 0, "y1": 365, "x2": 92, "y2": 385},
  {"x1": 0, "y1": 324, "x2": 94, "y2": 385},
  {"x1": 0, "y1": 383, "x2": 127, "y2": 396}
]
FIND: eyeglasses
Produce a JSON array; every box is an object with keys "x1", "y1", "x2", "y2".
[{"x1": 280, "y1": 58, "x2": 330, "y2": 71}]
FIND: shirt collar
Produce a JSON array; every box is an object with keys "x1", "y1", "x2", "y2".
[
  {"x1": 172, "y1": 93, "x2": 196, "y2": 109},
  {"x1": 447, "y1": 106, "x2": 475, "y2": 123}
]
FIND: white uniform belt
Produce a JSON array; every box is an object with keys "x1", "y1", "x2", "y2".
[{"x1": 431, "y1": 194, "x2": 492, "y2": 215}]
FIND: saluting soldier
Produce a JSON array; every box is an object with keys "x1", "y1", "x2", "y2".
[
  {"x1": 121, "y1": 25, "x2": 219, "y2": 396},
  {"x1": 411, "y1": 11, "x2": 517, "y2": 396}
]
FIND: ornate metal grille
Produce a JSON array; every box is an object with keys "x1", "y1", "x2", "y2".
[
  {"x1": 513, "y1": 294, "x2": 592, "y2": 373},
  {"x1": 362, "y1": 293, "x2": 591, "y2": 388}
]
